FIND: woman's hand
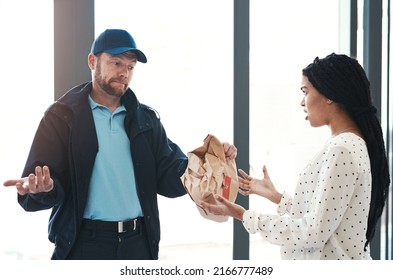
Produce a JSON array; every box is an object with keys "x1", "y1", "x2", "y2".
[
  {"x1": 238, "y1": 165, "x2": 282, "y2": 204},
  {"x1": 200, "y1": 194, "x2": 245, "y2": 221}
]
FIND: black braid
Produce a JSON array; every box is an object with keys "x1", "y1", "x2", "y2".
[{"x1": 302, "y1": 53, "x2": 390, "y2": 250}]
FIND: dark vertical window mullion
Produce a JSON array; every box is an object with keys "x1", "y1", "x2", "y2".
[
  {"x1": 386, "y1": 0, "x2": 393, "y2": 260},
  {"x1": 54, "y1": 0, "x2": 94, "y2": 100},
  {"x1": 363, "y1": 0, "x2": 383, "y2": 260},
  {"x1": 233, "y1": 0, "x2": 250, "y2": 260},
  {"x1": 350, "y1": 0, "x2": 358, "y2": 58}
]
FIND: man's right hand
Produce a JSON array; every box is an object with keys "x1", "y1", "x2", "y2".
[{"x1": 3, "y1": 166, "x2": 54, "y2": 195}]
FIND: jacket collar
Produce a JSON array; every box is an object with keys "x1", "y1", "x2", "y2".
[{"x1": 54, "y1": 81, "x2": 152, "y2": 131}]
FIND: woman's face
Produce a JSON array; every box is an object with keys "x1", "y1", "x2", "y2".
[{"x1": 300, "y1": 75, "x2": 332, "y2": 127}]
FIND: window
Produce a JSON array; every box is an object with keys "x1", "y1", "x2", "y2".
[
  {"x1": 249, "y1": 0, "x2": 339, "y2": 259},
  {"x1": 4, "y1": 0, "x2": 377, "y2": 261},
  {"x1": 0, "y1": 0, "x2": 54, "y2": 259},
  {"x1": 95, "y1": 0, "x2": 234, "y2": 259}
]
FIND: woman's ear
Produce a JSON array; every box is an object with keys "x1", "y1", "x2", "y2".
[{"x1": 327, "y1": 99, "x2": 333, "y2": 104}]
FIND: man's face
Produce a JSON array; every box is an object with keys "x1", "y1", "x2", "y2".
[{"x1": 92, "y1": 52, "x2": 137, "y2": 98}]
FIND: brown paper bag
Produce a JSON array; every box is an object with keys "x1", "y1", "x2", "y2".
[{"x1": 181, "y1": 134, "x2": 238, "y2": 222}]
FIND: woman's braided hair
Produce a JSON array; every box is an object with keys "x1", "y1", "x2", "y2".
[{"x1": 302, "y1": 53, "x2": 390, "y2": 250}]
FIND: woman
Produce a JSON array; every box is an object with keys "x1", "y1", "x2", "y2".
[{"x1": 201, "y1": 53, "x2": 390, "y2": 260}]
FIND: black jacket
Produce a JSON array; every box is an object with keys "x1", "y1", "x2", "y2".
[{"x1": 18, "y1": 82, "x2": 188, "y2": 259}]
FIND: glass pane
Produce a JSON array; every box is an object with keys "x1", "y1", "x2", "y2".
[
  {"x1": 0, "y1": 0, "x2": 54, "y2": 259},
  {"x1": 95, "y1": 0, "x2": 234, "y2": 259},
  {"x1": 249, "y1": 0, "x2": 339, "y2": 259}
]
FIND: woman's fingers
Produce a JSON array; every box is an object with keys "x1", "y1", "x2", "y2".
[
  {"x1": 238, "y1": 169, "x2": 251, "y2": 179},
  {"x1": 262, "y1": 165, "x2": 270, "y2": 179},
  {"x1": 238, "y1": 188, "x2": 250, "y2": 196}
]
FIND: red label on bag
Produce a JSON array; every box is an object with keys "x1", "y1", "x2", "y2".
[{"x1": 222, "y1": 175, "x2": 231, "y2": 199}]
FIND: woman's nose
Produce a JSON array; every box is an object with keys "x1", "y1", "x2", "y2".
[{"x1": 300, "y1": 97, "x2": 305, "y2": 107}]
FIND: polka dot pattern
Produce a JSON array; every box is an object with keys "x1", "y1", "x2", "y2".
[{"x1": 242, "y1": 133, "x2": 372, "y2": 260}]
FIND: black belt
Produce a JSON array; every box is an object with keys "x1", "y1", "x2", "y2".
[{"x1": 82, "y1": 217, "x2": 143, "y2": 233}]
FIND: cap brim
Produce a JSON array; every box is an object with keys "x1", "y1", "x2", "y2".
[{"x1": 105, "y1": 47, "x2": 147, "y2": 63}]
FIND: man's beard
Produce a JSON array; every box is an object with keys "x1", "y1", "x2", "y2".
[{"x1": 94, "y1": 64, "x2": 127, "y2": 98}]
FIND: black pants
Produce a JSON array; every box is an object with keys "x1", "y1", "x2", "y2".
[{"x1": 67, "y1": 222, "x2": 153, "y2": 260}]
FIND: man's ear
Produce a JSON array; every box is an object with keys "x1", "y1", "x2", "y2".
[{"x1": 88, "y1": 53, "x2": 96, "y2": 70}]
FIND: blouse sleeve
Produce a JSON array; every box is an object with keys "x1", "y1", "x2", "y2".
[
  {"x1": 242, "y1": 144, "x2": 362, "y2": 248},
  {"x1": 277, "y1": 191, "x2": 292, "y2": 216}
]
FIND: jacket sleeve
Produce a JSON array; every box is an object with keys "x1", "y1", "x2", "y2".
[
  {"x1": 149, "y1": 113, "x2": 188, "y2": 198},
  {"x1": 18, "y1": 106, "x2": 69, "y2": 211},
  {"x1": 155, "y1": 135, "x2": 188, "y2": 198}
]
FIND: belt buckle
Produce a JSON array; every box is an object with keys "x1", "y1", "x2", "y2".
[
  {"x1": 118, "y1": 221, "x2": 124, "y2": 233},
  {"x1": 118, "y1": 219, "x2": 137, "y2": 233}
]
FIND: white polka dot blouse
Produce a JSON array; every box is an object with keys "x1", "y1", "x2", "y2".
[{"x1": 242, "y1": 132, "x2": 372, "y2": 260}]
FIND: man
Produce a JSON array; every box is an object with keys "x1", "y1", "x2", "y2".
[{"x1": 3, "y1": 29, "x2": 237, "y2": 260}]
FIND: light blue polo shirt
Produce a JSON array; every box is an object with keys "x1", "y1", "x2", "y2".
[{"x1": 83, "y1": 95, "x2": 143, "y2": 221}]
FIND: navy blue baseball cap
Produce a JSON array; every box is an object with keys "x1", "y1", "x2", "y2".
[{"x1": 91, "y1": 29, "x2": 147, "y2": 63}]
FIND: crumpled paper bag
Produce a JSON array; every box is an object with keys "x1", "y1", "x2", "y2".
[{"x1": 181, "y1": 134, "x2": 238, "y2": 222}]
